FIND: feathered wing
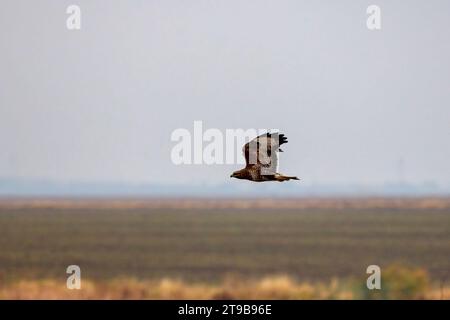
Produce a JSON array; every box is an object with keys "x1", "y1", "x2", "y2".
[{"x1": 243, "y1": 133, "x2": 288, "y2": 176}]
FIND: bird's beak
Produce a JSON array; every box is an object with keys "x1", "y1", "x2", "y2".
[{"x1": 230, "y1": 174, "x2": 234, "y2": 178}]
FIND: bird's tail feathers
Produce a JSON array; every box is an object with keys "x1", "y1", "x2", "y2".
[{"x1": 275, "y1": 174, "x2": 300, "y2": 182}]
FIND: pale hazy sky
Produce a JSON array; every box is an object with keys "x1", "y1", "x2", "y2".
[{"x1": 0, "y1": 1, "x2": 449, "y2": 186}]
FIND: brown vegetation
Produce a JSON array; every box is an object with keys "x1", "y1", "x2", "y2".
[{"x1": 1, "y1": 267, "x2": 448, "y2": 300}]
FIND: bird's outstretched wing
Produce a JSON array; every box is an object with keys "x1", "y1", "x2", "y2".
[{"x1": 243, "y1": 133, "x2": 288, "y2": 176}]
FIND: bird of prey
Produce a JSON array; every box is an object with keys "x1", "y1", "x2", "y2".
[{"x1": 230, "y1": 132, "x2": 299, "y2": 182}]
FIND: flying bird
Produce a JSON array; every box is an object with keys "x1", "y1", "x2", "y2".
[{"x1": 230, "y1": 132, "x2": 299, "y2": 182}]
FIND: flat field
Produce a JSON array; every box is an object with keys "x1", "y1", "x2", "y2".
[{"x1": 0, "y1": 198, "x2": 449, "y2": 299}]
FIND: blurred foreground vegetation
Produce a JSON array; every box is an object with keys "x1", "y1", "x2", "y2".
[{"x1": 0, "y1": 265, "x2": 448, "y2": 299}]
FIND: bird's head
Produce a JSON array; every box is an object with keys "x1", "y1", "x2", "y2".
[{"x1": 230, "y1": 170, "x2": 246, "y2": 179}]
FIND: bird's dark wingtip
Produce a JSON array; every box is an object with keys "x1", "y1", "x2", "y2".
[
  {"x1": 279, "y1": 133, "x2": 288, "y2": 145},
  {"x1": 266, "y1": 132, "x2": 288, "y2": 145}
]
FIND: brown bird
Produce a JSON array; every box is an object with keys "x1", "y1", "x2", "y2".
[{"x1": 230, "y1": 132, "x2": 299, "y2": 182}]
